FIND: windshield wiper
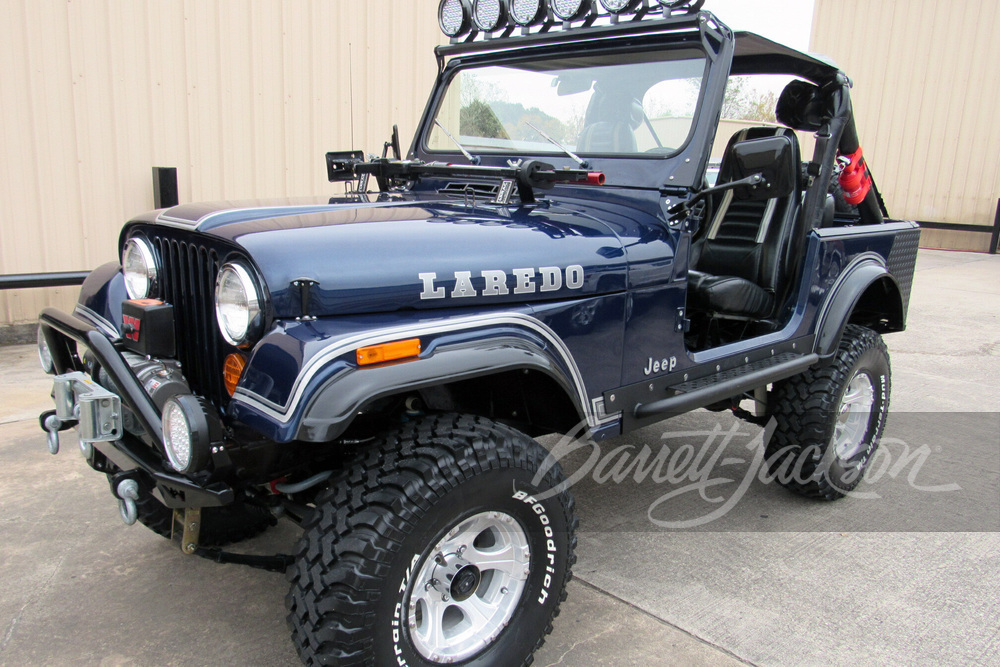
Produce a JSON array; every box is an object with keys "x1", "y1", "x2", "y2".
[
  {"x1": 434, "y1": 120, "x2": 481, "y2": 165},
  {"x1": 526, "y1": 121, "x2": 589, "y2": 169}
]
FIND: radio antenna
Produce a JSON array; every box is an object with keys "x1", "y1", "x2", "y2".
[{"x1": 349, "y1": 42, "x2": 356, "y2": 151}]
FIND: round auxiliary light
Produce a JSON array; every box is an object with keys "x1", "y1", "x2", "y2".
[
  {"x1": 601, "y1": 0, "x2": 639, "y2": 14},
  {"x1": 37, "y1": 326, "x2": 54, "y2": 374},
  {"x1": 550, "y1": 0, "x2": 591, "y2": 21},
  {"x1": 508, "y1": 0, "x2": 545, "y2": 26},
  {"x1": 473, "y1": 0, "x2": 507, "y2": 32},
  {"x1": 161, "y1": 394, "x2": 216, "y2": 474},
  {"x1": 122, "y1": 237, "x2": 158, "y2": 300},
  {"x1": 215, "y1": 262, "x2": 262, "y2": 347},
  {"x1": 439, "y1": 0, "x2": 473, "y2": 37},
  {"x1": 599, "y1": 0, "x2": 640, "y2": 14}
]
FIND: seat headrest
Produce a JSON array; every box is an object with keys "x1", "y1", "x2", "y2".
[
  {"x1": 587, "y1": 92, "x2": 643, "y2": 131},
  {"x1": 776, "y1": 80, "x2": 829, "y2": 132}
]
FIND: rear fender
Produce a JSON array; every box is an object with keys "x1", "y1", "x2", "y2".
[{"x1": 814, "y1": 254, "x2": 904, "y2": 356}]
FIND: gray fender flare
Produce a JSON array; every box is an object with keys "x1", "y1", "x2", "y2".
[
  {"x1": 814, "y1": 254, "x2": 901, "y2": 357},
  {"x1": 296, "y1": 335, "x2": 586, "y2": 442}
]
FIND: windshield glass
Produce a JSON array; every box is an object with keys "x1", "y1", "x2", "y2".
[{"x1": 427, "y1": 49, "x2": 707, "y2": 159}]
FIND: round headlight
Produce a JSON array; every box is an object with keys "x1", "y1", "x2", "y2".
[
  {"x1": 473, "y1": 0, "x2": 506, "y2": 31},
  {"x1": 215, "y1": 262, "x2": 262, "y2": 347},
  {"x1": 439, "y1": 0, "x2": 472, "y2": 37},
  {"x1": 161, "y1": 395, "x2": 217, "y2": 474},
  {"x1": 551, "y1": 0, "x2": 590, "y2": 21},
  {"x1": 508, "y1": 0, "x2": 545, "y2": 26},
  {"x1": 599, "y1": 0, "x2": 640, "y2": 14},
  {"x1": 37, "y1": 326, "x2": 54, "y2": 374},
  {"x1": 122, "y1": 237, "x2": 158, "y2": 300}
]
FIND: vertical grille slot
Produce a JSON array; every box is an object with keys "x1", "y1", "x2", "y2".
[{"x1": 150, "y1": 233, "x2": 227, "y2": 409}]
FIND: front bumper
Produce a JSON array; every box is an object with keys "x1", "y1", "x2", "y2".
[{"x1": 38, "y1": 307, "x2": 233, "y2": 509}]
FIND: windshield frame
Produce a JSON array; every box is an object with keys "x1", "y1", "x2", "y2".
[{"x1": 419, "y1": 43, "x2": 712, "y2": 164}]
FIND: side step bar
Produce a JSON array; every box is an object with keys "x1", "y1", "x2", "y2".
[{"x1": 630, "y1": 353, "x2": 819, "y2": 428}]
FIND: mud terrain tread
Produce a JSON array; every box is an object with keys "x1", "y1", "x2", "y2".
[
  {"x1": 285, "y1": 413, "x2": 578, "y2": 667},
  {"x1": 768, "y1": 324, "x2": 890, "y2": 500}
]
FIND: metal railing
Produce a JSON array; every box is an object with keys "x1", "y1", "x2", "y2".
[
  {"x1": 0, "y1": 272, "x2": 89, "y2": 291},
  {"x1": 916, "y1": 198, "x2": 1000, "y2": 255}
]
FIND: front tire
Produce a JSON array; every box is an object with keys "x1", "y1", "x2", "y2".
[
  {"x1": 285, "y1": 414, "x2": 577, "y2": 666},
  {"x1": 768, "y1": 324, "x2": 891, "y2": 499}
]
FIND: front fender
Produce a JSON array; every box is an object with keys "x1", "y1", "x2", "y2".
[
  {"x1": 228, "y1": 310, "x2": 593, "y2": 442},
  {"x1": 73, "y1": 261, "x2": 126, "y2": 339}
]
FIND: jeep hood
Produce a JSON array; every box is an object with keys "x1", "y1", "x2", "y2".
[{"x1": 147, "y1": 195, "x2": 631, "y2": 318}]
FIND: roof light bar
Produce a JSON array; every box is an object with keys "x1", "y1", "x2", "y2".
[{"x1": 437, "y1": 0, "x2": 706, "y2": 39}]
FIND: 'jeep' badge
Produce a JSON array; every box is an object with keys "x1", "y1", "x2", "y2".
[{"x1": 418, "y1": 266, "x2": 585, "y2": 300}]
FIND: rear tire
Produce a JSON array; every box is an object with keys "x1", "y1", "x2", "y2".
[
  {"x1": 285, "y1": 414, "x2": 577, "y2": 667},
  {"x1": 768, "y1": 324, "x2": 891, "y2": 500}
]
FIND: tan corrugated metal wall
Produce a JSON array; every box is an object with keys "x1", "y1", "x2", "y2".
[
  {"x1": 0, "y1": 0, "x2": 444, "y2": 327},
  {"x1": 811, "y1": 0, "x2": 1000, "y2": 251}
]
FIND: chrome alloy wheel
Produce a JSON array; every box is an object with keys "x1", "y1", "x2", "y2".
[
  {"x1": 832, "y1": 371, "x2": 876, "y2": 460},
  {"x1": 406, "y1": 511, "x2": 531, "y2": 663}
]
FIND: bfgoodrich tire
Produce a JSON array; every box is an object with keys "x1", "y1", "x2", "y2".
[
  {"x1": 286, "y1": 414, "x2": 577, "y2": 667},
  {"x1": 768, "y1": 324, "x2": 891, "y2": 500}
]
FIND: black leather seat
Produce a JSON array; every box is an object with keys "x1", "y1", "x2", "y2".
[
  {"x1": 688, "y1": 126, "x2": 803, "y2": 319},
  {"x1": 576, "y1": 92, "x2": 642, "y2": 153}
]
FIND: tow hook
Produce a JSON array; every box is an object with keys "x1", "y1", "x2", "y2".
[
  {"x1": 42, "y1": 412, "x2": 63, "y2": 455},
  {"x1": 39, "y1": 409, "x2": 77, "y2": 456},
  {"x1": 116, "y1": 479, "x2": 140, "y2": 526}
]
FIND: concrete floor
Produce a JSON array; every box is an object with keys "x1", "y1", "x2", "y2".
[{"x1": 0, "y1": 248, "x2": 997, "y2": 666}]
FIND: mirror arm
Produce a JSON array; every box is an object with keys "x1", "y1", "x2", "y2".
[{"x1": 667, "y1": 173, "x2": 763, "y2": 221}]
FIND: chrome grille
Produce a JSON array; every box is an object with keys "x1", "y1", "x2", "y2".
[{"x1": 149, "y1": 233, "x2": 228, "y2": 409}]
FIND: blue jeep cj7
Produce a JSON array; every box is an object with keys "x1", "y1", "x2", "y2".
[{"x1": 37, "y1": 1, "x2": 919, "y2": 664}]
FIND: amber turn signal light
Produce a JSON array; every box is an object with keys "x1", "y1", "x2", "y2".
[
  {"x1": 356, "y1": 338, "x2": 422, "y2": 366},
  {"x1": 223, "y1": 353, "x2": 247, "y2": 397}
]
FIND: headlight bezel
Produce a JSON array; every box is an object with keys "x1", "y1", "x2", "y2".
[
  {"x1": 214, "y1": 261, "x2": 264, "y2": 348},
  {"x1": 122, "y1": 236, "x2": 159, "y2": 300}
]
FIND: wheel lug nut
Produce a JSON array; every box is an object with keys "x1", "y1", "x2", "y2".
[
  {"x1": 500, "y1": 587, "x2": 509, "y2": 595},
  {"x1": 442, "y1": 594, "x2": 450, "y2": 602}
]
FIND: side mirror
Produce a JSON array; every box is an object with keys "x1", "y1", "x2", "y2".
[{"x1": 731, "y1": 136, "x2": 798, "y2": 201}]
